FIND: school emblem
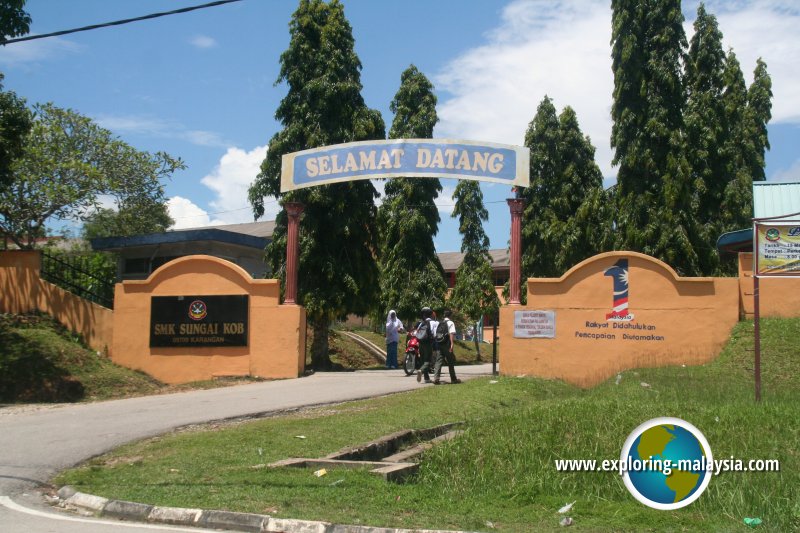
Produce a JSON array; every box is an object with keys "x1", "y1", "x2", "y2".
[
  {"x1": 765, "y1": 228, "x2": 781, "y2": 242},
  {"x1": 188, "y1": 300, "x2": 208, "y2": 321},
  {"x1": 604, "y1": 259, "x2": 634, "y2": 321}
]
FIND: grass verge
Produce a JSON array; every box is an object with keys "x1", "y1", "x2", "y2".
[
  {"x1": 0, "y1": 313, "x2": 263, "y2": 403},
  {"x1": 54, "y1": 318, "x2": 799, "y2": 531}
]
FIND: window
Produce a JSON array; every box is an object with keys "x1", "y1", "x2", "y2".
[
  {"x1": 493, "y1": 269, "x2": 509, "y2": 287},
  {"x1": 123, "y1": 257, "x2": 149, "y2": 275}
]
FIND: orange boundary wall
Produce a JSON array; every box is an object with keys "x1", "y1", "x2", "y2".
[
  {"x1": 738, "y1": 252, "x2": 800, "y2": 318},
  {"x1": 0, "y1": 250, "x2": 113, "y2": 353},
  {"x1": 112, "y1": 255, "x2": 306, "y2": 384},
  {"x1": 499, "y1": 252, "x2": 740, "y2": 387}
]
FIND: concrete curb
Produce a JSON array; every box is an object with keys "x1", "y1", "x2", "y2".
[
  {"x1": 56, "y1": 487, "x2": 471, "y2": 533},
  {"x1": 102, "y1": 499, "x2": 153, "y2": 521}
]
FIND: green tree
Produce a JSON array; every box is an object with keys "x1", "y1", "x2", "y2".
[
  {"x1": 0, "y1": 0, "x2": 30, "y2": 44},
  {"x1": 720, "y1": 56, "x2": 772, "y2": 252},
  {"x1": 0, "y1": 74, "x2": 30, "y2": 193},
  {"x1": 0, "y1": 1, "x2": 32, "y2": 194},
  {"x1": 0, "y1": 103, "x2": 183, "y2": 249},
  {"x1": 745, "y1": 59, "x2": 772, "y2": 184},
  {"x1": 611, "y1": 0, "x2": 699, "y2": 275},
  {"x1": 521, "y1": 97, "x2": 607, "y2": 279},
  {"x1": 684, "y1": 4, "x2": 727, "y2": 274},
  {"x1": 248, "y1": 0, "x2": 385, "y2": 370},
  {"x1": 449, "y1": 180, "x2": 498, "y2": 360},
  {"x1": 521, "y1": 96, "x2": 559, "y2": 278},
  {"x1": 82, "y1": 204, "x2": 173, "y2": 240},
  {"x1": 376, "y1": 65, "x2": 446, "y2": 325},
  {"x1": 718, "y1": 50, "x2": 749, "y2": 237},
  {"x1": 81, "y1": 141, "x2": 177, "y2": 239}
]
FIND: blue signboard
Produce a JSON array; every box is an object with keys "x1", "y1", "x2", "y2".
[{"x1": 281, "y1": 139, "x2": 529, "y2": 192}]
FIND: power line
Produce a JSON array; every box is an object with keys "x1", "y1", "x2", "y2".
[
  {"x1": 1, "y1": 0, "x2": 245, "y2": 45},
  {"x1": 170, "y1": 197, "x2": 513, "y2": 220}
]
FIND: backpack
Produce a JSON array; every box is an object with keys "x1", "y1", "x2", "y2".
[
  {"x1": 434, "y1": 320, "x2": 449, "y2": 344},
  {"x1": 414, "y1": 320, "x2": 429, "y2": 340}
]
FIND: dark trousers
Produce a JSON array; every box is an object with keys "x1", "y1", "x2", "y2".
[
  {"x1": 419, "y1": 341, "x2": 433, "y2": 380},
  {"x1": 434, "y1": 346, "x2": 458, "y2": 382}
]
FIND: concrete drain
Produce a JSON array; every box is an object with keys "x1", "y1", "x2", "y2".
[{"x1": 268, "y1": 422, "x2": 463, "y2": 482}]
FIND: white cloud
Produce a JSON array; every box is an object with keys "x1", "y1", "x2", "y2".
[
  {"x1": 168, "y1": 145, "x2": 275, "y2": 230},
  {"x1": 201, "y1": 145, "x2": 276, "y2": 223},
  {"x1": 435, "y1": 0, "x2": 613, "y2": 176},
  {"x1": 183, "y1": 129, "x2": 228, "y2": 147},
  {"x1": 189, "y1": 35, "x2": 217, "y2": 49},
  {"x1": 95, "y1": 114, "x2": 229, "y2": 148},
  {"x1": 95, "y1": 194, "x2": 117, "y2": 211},
  {"x1": 434, "y1": 0, "x2": 800, "y2": 180},
  {"x1": 167, "y1": 196, "x2": 227, "y2": 229},
  {"x1": 0, "y1": 36, "x2": 83, "y2": 67},
  {"x1": 702, "y1": 0, "x2": 800, "y2": 125}
]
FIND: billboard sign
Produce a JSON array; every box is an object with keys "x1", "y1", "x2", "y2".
[{"x1": 754, "y1": 221, "x2": 800, "y2": 277}]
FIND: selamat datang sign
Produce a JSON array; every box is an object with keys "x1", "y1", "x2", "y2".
[{"x1": 280, "y1": 139, "x2": 530, "y2": 192}]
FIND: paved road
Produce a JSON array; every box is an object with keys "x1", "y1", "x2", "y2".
[{"x1": 0, "y1": 365, "x2": 493, "y2": 532}]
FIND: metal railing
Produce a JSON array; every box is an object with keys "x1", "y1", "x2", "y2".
[{"x1": 40, "y1": 251, "x2": 115, "y2": 309}]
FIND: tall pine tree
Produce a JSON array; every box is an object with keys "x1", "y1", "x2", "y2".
[
  {"x1": 685, "y1": 4, "x2": 727, "y2": 274},
  {"x1": 720, "y1": 55, "x2": 772, "y2": 247},
  {"x1": 376, "y1": 65, "x2": 446, "y2": 325},
  {"x1": 521, "y1": 96, "x2": 559, "y2": 278},
  {"x1": 746, "y1": 59, "x2": 772, "y2": 184},
  {"x1": 611, "y1": 0, "x2": 699, "y2": 275},
  {"x1": 521, "y1": 97, "x2": 607, "y2": 278},
  {"x1": 248, "y1": 0, "x2": 385, "y2": 369},
  {"x1": 449, "y1": 180, "x2": 498, "y2": 360},
  {"x1": 719, "y1": 50, "x2": 749, "y2": 237}
]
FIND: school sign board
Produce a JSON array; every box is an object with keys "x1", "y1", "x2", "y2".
[
  {"x1": 150, "y1": 295, "x2": 249, "y2": 347},
  {"x1": 513, "y1": 310, "x2": 556, "y2": 338},
  {"x1": 281, "y1": 139, "x2": 530, "y2": 192},
  {"x1": 754, "y1": 221, "x2": 800, "y2": 277}
]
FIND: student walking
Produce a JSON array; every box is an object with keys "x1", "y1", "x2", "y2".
[{"x1": 433, "y1": 309, "x2": 461, "y2": 384}]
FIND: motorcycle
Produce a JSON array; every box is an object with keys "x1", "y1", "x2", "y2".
[{"x1": 403, "y1": 333, "x2": 420, "y2": 376}]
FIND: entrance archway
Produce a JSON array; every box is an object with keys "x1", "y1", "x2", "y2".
[{"x1": 279, "y1": 139, "x2": 530, "y2": 305}]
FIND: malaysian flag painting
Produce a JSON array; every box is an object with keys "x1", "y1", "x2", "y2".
[{"x1": 604, "y1": 259, "x2": 634, "y2": 321}]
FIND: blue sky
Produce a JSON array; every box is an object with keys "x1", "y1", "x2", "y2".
[{"x1": 1, "y1": 0, "x2": 798, "y2": 252}]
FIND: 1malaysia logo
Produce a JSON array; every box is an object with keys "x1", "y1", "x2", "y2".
[{"x1": 604, "y1": 259, "x2": 634, "y2": 321}]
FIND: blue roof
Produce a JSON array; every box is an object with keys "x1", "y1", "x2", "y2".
[
  {"x1": 754, "y1": 181, "x2": 800, "y2": 219},
  {"x1": 716, "y1": 228, "x2": 753, "y2": 254},
  {"x1": 91, "y1": 228, "x2": 268, "y2": 252}
]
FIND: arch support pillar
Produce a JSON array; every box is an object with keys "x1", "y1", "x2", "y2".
[
  {"x1": 507, "y1": 198, "x2": 525, "y2": 305},
  {"x1": 284, "y1": 202, "x2": 304, "y2": 305}
]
